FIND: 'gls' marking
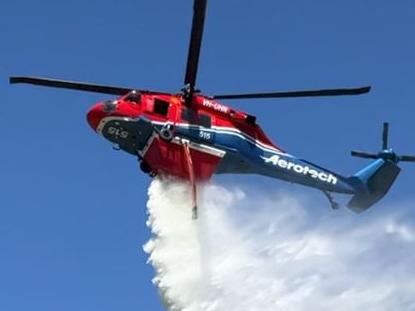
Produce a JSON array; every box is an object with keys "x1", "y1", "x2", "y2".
[{"x1": 108, "y1": 127, "x2": 129, "y2": 139}]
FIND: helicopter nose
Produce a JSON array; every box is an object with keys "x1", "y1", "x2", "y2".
[{"x1": 86, "y1": 103, "x2": 106, "y2": 131}]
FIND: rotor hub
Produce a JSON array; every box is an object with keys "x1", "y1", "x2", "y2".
[{"x1": 378, "y1": 149, "x2": 399, "y2": 163}]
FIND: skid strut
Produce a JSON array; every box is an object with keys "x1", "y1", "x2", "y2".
[{"x1": 183, "y1": 142, "x2": 198, "y2": 219}]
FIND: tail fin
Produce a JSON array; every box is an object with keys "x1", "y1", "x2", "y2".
[
  {"x1": 347, "y1": 122, "x2": 414, "y2": 213},
  {"x1": 347, "y1": 159, "x2": 400, "y2": 213}
]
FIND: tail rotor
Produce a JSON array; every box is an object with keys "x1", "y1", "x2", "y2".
[{"x1": 351, "y1": 122, "x2": 415, "y2": 164}]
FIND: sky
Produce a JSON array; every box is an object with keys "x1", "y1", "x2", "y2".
[{"x1": 1, "y1": 1, "x2": 415, "y2": 310}]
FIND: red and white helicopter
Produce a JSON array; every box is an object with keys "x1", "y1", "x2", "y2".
[{"x1": 10, "y1": 0, "x2": 415, "y2": 218}]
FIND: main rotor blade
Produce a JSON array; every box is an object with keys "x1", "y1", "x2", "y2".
[
  {"x1": 399, "y1": 155, "x2": 415, "y2": 162},
  {"x1": 212, "y1": 86, "x2": 371, "y2": 100},
  {"x1": 184, "y1": 0, "x2": 208, "y2": 90},
  {"x1": 10, "y1": 76, "x2": 164, "y2": 96},
  {"x1": 351, "y1": 150, "x2": 378, "y2": 159},
  {"x1": 382, "y1": 122, "x2": 389, "y2": 150}
]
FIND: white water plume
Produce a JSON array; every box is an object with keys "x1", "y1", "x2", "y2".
[{"x1": 144, "y1": 178, "x2": 415, "y2": 311}]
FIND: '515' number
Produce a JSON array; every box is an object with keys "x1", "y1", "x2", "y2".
[{"x1": 199, "y1": 131, "x2": 212, "y2": 140}]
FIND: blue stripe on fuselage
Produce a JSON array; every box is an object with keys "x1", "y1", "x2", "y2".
[{"x1": 151, "y1": 121, "x2": 354, "y2": 193}]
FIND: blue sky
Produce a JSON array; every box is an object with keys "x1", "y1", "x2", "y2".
[{"x1": 1, "y1": 1, "x2": 415, "y2": 310}]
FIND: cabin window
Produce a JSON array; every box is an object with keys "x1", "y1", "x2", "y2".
[
  {"x1": 153, "y1": 99, "x2": 169, "y2": 116},
  {"x1": 199, "y1": 113, "x2": 211, "y2": 128},
  {"x1": 181, "y1": 107, "x2": 195, "y2": 123},
  {"x1": 181, "y1": 108, "x2": 211, "y2": 128}
]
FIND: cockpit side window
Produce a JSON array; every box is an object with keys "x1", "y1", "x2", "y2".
[
  {"x1": 153, "y1": 99, "x2": 169, "y2": 116},
  {"x1": 125, "y1": 91, "x2": 141, "y2": 104}
]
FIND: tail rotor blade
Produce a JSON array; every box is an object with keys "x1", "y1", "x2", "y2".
[
  {"x1": 382, "y1": 122, "x2": 389, "y2": 150},
  {"x1": 399, "y1": 155, "x2": 415, "y2": 162},
  {"x1": 351, "y1": 150, "x2": 378, "y2": 159}
]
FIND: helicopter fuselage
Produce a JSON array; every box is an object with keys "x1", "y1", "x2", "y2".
[{"x1": 87, "y1": 91, "x2": 355, "y2": 195}]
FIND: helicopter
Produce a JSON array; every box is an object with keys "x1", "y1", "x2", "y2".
[{"x1": 10, "y1": 0, "x2": 415, "y2": 218}]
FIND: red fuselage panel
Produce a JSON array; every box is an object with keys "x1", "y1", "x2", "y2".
[{"x1": 143, "y1": 137, "x2": 223, "y2": 181}]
